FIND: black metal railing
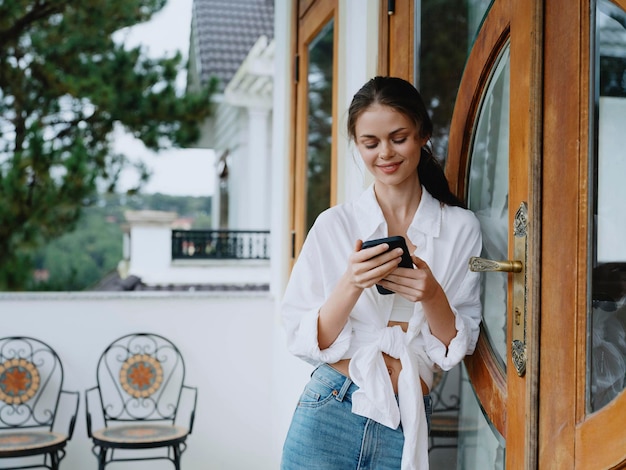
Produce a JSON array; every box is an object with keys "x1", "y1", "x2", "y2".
[{"x1": 171, "y1": 230, "x2": 271, "y2": 260}]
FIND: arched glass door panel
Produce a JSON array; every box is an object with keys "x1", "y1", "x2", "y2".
[
  {"x1": 467, "y1": 45, "x2": 511, "y2": 372},
  {"x1": 458, "y1": 43, "x2": 510, "y2": 470}
]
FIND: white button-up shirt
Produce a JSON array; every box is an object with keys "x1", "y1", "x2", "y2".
[{"x1": 281, "y1": 185, "x2": 482, "y2": 470}]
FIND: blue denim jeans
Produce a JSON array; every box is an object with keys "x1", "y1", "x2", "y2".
[{"x1": 281, "y1": 363, "x2": 432, "y2": 470}]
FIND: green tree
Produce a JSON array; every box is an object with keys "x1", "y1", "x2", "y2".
[
  {"x1": 31, "y1": 208, "x2": 124, "y2": 291},
  {"x1": 0, "y1": 0, "x2": 217, "y2": 290}
]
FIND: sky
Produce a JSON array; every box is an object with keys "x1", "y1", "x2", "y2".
[{"x1": 114, "y1": 0, "x2": 216, "y2": 197}]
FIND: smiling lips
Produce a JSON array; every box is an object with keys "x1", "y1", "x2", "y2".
[{"x1": 377, "y1": 161, "x2": 402, "y2": 174}]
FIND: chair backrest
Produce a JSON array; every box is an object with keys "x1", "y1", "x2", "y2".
[
  {"x1": 430, "y1": 366, "x2": 462, "y2": 416},
  {"x1": 0, "y1": 336, "x2": 64, "y2": 431},
  {"x1": 95, "y1": 333, "x2": 186, "y2": 425}
]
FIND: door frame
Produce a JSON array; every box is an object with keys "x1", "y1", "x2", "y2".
[{"x1": 290, "y1": 0, "x2": 339, "y2": 260}]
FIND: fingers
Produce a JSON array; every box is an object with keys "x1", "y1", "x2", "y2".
[
  {"x1": 357, "y1": 242, "x2": 403, "y2": 265},
  {"x1": 411, "y1": 255, "x2": 428, "y2": 270},
  {"x1": 349, "y1": 241, "x2": 404, "y2": 289},
  {"x1": 385, "y1": 256, "x2": 442, "y2": 302}
]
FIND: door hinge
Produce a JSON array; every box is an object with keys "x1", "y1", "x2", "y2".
[
  {"x1": 294, "y1": 54, "x2": 299, "y2": 83},
  {"x1": 388, "y1": 0, "x2": 395, "y2": 15},
  {"x1": 291, "y1": 231, "x2": 296, "y2": 259}
]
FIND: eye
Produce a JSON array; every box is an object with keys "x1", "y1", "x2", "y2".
[
  {"x1": 392, "y1": 137, "x2": 407, "y2": 145},
  {"x1": 359, "y1": 139, "x2": 378, "y2": 149}
]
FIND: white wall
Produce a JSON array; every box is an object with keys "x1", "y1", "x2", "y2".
[{"x1": 0, "y1": 292, "x2": 310, "y2": 470}]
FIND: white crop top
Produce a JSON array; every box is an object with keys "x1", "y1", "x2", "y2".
[{"x1": 389, "y1": 294, "x2": 414, "y2": 322}]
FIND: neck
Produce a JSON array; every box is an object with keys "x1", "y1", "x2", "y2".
[{"x1": 374, "y1": 180, "x2": 422, "y2": 235}]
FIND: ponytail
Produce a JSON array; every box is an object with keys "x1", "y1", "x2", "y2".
[{"x1": 418, "y1": 146, "x2": 465, "y2": 209}]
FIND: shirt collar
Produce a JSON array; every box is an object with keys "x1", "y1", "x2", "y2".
[{"x1": 354, "y1": 184, "x2": 442, "y2": 242}]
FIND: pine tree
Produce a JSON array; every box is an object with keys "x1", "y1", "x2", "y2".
[{"x1": 0, "y1": 0, "x2": 217, "y2": 290}]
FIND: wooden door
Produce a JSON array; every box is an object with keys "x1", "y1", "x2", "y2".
[
  {"x1": 290, "y1": 0, "x2": 338, "y2": 259},
  {"x1": 542, "y1": 0, "x2": 626, "y2": 468},
  {"x1": 440, "y1": 0, "x2": 626, "y2": 468}
]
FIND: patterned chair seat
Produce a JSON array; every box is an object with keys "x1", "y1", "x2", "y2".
[
  {"x1": 91, "y1": 424, "x2": 189, "y2": 449},
  {"x1": 0, "y1": 431, "x2": 68, "y2": 458}
]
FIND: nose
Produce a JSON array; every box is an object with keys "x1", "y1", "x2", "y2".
[{"x1": 378, "y1": 141, "x2": 392, "y2": 159}]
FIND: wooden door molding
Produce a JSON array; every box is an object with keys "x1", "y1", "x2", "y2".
[
  {"x1": 291, "y1": 0, "x2": 338, "y2": 259},
  {"x1": 446, "y1": 0, "x2": 510, "y2": 438},
  {"x1": 378, "y1": 0, "x2": 414, "y2": 81},
  {"x1": 540, "y1": 1, "x2": 586, "y2": 468},
  {"x1": 508, "y1": 2, "x2": 543, "y2": 468}
]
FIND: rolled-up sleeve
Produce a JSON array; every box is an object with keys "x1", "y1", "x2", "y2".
[
  {"x1": 281, "y1": 227, "x2": 352, "y2": 365},
  {"x1": 422, "y1": 213, "x2": 483, "y2": 370}
]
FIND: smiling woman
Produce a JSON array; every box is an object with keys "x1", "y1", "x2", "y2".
[{"x1": 280, "y1": 76, "x2": 482, "y2": 470}]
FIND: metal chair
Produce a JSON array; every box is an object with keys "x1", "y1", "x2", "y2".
[
  {"x1": 429, "y1": 365, "x2": 484, "y2": 468},
  {"x1": 85, "y1": 333, "x2": 197, "y2": 470},
  {"x1": 0, "y1": 336, "x2": 79, "y2": 470},
  {"x1": 428, "y1": 366, "x2": 462, "y2": 455}
]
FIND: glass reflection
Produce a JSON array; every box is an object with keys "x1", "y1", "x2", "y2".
[
  {"x1": 457, "y1": 364, "x2": 505, "y2": 469},
  {"x1": 589, "y1": 0, "x2": 626, "y2": 412},
  {"x1": 418, "y1": 0, "x2": 493, "y2": 160},
  {"x1": 467, "y1": 45, "x2": 511, "y2": 371},
  {"x1": 305, "y1": 20, "x2": 334, "y2": 233}
]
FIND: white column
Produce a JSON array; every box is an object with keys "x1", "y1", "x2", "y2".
[{"x1": 245, "y1": 107, "x2": 271, "y2": 230}]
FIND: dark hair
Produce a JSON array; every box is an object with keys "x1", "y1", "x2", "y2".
[{"x1": 347, "y1": 76, "x2": 465, "y2": 208}]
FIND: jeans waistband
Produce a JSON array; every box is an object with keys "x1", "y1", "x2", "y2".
[{"x1": 312, "y1": 363, "x2": 358, "y2": 402}]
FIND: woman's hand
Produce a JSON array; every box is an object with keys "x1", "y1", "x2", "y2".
[
  {"x1": 378, "y1": 255, "x2": 442, "y2": 302},
  {"x1": 380, "y1": 255, "x2": 458, "y2": 345},
  {"x1": 347, "y1": 239, "x2": 405, "y2": 290},
  {"x1": 318, "y1": 239, "x2": 404, "y2": 349}
]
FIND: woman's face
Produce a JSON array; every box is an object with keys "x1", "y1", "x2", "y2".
[{"x1": 354, "y1": 104, "x2": 428, "y2": 189}]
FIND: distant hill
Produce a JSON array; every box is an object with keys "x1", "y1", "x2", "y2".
[{"x1": 30, "y1": 193, "x2": 212, "y2": 291}]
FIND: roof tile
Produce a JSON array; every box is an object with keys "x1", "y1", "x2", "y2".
[{"x1": 192, "y1": 0, "x2": 274, "y2": 90}]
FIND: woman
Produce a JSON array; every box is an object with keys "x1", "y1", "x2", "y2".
[{"x1": 281, "y1": 76, "x2": 482, "y2": 470}]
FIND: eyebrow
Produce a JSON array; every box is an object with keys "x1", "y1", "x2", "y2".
[{"x1": 358, "y1": 127, "x2": 409, "y2": 139}]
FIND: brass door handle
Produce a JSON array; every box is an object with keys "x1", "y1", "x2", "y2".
[
  {"x1": 469, "y1": 256, "x2": 523, "y2": 273},
  {"x1": 468, "y1": 202, "x2": 529, "y2": 376}
]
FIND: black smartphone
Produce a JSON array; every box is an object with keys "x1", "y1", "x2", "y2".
[{"x1": 361, "y1": 235, "x2": 413, "y2": 295}]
